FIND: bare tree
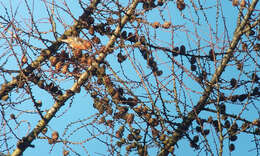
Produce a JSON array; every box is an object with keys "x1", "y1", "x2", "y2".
[{"x1": 0, "y1": 0, "x2": 259, "y2": 155}]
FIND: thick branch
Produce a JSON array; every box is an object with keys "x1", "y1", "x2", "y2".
[
  {"x1": 158, "y1": 0, "x2": 259, "y2": 155},
  {"x1": 0, "y1": 0, "x2": 100, "y2": 100},
  {"x1": 10, "y1": 0, "x2": 140, "y2": 155}
]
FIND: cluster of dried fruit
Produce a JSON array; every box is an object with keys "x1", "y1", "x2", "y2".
[
  {"x1": 232, "y1": 0, "x2": 246, "y2": 7},
  {"x1": 139, "y1": 46, "x2": 163, "y2": 76},
  {"x1": 191, "y1": 114, "x2": 260, "y2": 152},
  {"x1": 152, "y1": 21, "x2": 172, "y2": 29}
]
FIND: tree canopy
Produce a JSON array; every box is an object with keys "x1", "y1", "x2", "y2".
[{"x1": 0, "y1": 0, "x2": 259, "y2": 155}]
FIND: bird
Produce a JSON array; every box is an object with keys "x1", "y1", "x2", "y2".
[{"x1": 61, "y1": 36, "x2": 92, "y2": 50}]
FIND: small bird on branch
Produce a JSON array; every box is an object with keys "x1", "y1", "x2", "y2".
[{"x1": 61, "y1": 36, "x2": 92, "y2": 50}]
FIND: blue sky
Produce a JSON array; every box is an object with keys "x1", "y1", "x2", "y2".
[{"x1": 0, "y1": 0, "x2": 259, "y2": 156}]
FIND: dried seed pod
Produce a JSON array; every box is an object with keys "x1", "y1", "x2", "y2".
[
  {"x1": 127, "y1": 133, "x2": 134, "y2": 141},
  {"x1": 116, "y1": 141, "x2": 123, "y2": 147},
  {"x1": 180, "y1": 45, "x2": 186, "y2": 54},
  {"x1": 153, "y1": 118, "x2": 159, "y2": 126},
  {"x1": 106, "y1": 17, "x2": 114, "y2": 25},
  {"x1": 252, "y1": 119, "x2": 260, "y2": 126},
  {"x1": 207, "y1": 116, "x2": 213, "y2": 123},
  {"x1": 168, "y1": 146, "x2": 174, "y2": 153},
  {"x1": 121, "y1": 31, "x2": 127, "y2": 39},
  {"x1": 73, "y1": 49, "x2": 82, "y2": 58},
  {"x1": 117, "y1": 53, "x2": 127, "y2": 63},
  {"x1": 126, "y1": 113, "x2": 134, "y2": 125},
  {"x1": 92, "y1": 36, "x2": 101, "y2": 44},
  {"x1": 230, "y1": 95, "x2": 238, "y2": 102},
  {"x1": 177, "y1": 0, "x2": 185, "y2": 11},
  {"x1": 158, "y1": 0, "x2": 163, "y2": 6},
  {"x1": 106, "y1": 106, "x2": 113, "y2": 115},
  {"x1": 61, "y1": 37, "x2": 92, "y2": 50},
  {"x1": 134, "y1": 128, "x2": 141, "y2": 135},
  {"x1": 230, "y1": 78, "x2": 237, "y2": 88},
  {"x1": 80, "y1": 54, "x2": 88, "y2": 64},
  {"x1": 55, "y1": 61, "x2": 63, "y2": 71},
  {"x1": 36, "y1": 100, "x2": 42, "y2": 107},
  {"x1": 203, "y1": 129, "x2": 210, "y2": 135},
  {"x1": 236, "y1": 63, "x2": 243, "y2": 70},
  {"x1": 17, "y1": 80, "x2": 25, "y2": 88},
  {"x1": 144, "y1": 113, "x2": 151, "y2": 120},
  {"x1": 51, "y1": 131, "x2": 59, "y2": 141},
  {"x1": 252, "y1": 87, "x2": 259, "y2": 96},
  {"x1": 190, "y1": 56, "x2": 196, "y2": 64},
  {"x1": 151, "y1": 128, "x2": 159, "y2": 138},
  {"x1": 246, "y1": 29, "x2": 255, "y2": 36},
  {"x1": 142, "y1": 2, "x2": 149, "y2": 10},
  {"x1": 195, "y1": 126, "x2": 202, "y2": 132},
  {"x1": 42, "y1": 127, "x2": 48, "y2": 134},
  {"x1": 232, "y1": 0, "x2": 239, "y2": 6},
  {"x1": 221, "y1": 115, "x2": 227, "y2": 120},
  {"x1": 87, "y1": 57, "x2": 93, "y2": 66},
  {"x1": 134, "y1": 105, "x2": 142, "y2": 114},
  {"x1": 242, "y1": 42, "x2": 248, "y2": 51},
  {"x1": 229, "y1": 143, "x2": 235, "y2": 151},
  {"x1": 162, "y1": 21, "x2": 171, "y2": 29},
  {"x1": 193, "y1": 135, "x2": 199, "y2": 143},
  {"x1": 118, "y1": 126, "x2": 124, "y2": 133},
  {"x1": 252, "y1": 73, "x2": 260, "y2": 82},
  {"x1": 191, "y1": 64, "x2": 196, "y2": 71},
  {"x1": 87, "y1": 16, "x2": 94, "y2": 25},
  {"x1": 148, "y1": 118, "x2": 154, "y2": 125},
  {"x1": 48, "y1": 138, "x2": 54, "y2": 144},
  {"x1": 238, "y1": 94, "x2": 247, "y2": 102},
  {"x1": 89, "y1": 25, "x2": 95, "y2": 35},
  {"x1": 224, "y1": 120, "x2": 231, "y2": 128},
  {"x1": 159, "y1": 134, "x2": 166, "y2": 141},
  {"x1": 60, "y1": 50, "x2": 68, "y2": 59},
  {"x1": 140, "y1": 36, "x2": 147, "y2": 44},
  {"x1": 108, "y1": 87, "x2": 116, "y2": 96},
  {"x1": 253, "y1": 43, "x2": 260, "y2": 51},
  {"x1": 127, "y1": 32, "x2": 137, "y2": 42},
  {"x1": 126, "y1": 145, "x2": 132, "y2": 151},
  {"x1": 106, "y1": 120, "x2": 113, "y2": 128},
  {"x1": 152, "y1": 21, "x2": 160, "y2": 29},
  {"x1": 105, "y1": 26, "x2": 112, "y2": 34},
  {"x1": 190, "y1": 141, "x2": 199, "y2": 149},
  {"x1": 113, "y1": 90, "x2": 121, "y2": 100},
  {"x1": 127, "y1": 97, "x2": 138, "y2": 107},
  {"x1": 231, "y1": 123, "x2": 238, "y2": 133},
  {"x1": 218, "y1": 103, "x2": 226, "y2": 114},
  {"x1": 96, "y1": 23, "x2": 106, "y2": 34},
  {"x1": 143, "y1": 106, "x2": 149, "y2": 114},
  {"x1": 21, "y1": 55, "x2": 28, "y2": 66},
  {"x1": 135, "y1": 135, "x2": 142, "y2": 141},
  {"x1": 209, "y1": 49, "x2": 214, "y2": 61},
  {"x1": 118, "y1": 106, "x2": 128, "y2": 115},
  {"x1": 241, "y1": 122, "x2": 250, "y2": 131},
  {"x1": 10, "y1": 114, "x2": 15, "y2": 119},
  {"x1": 229, "y1": 135, "x2": 237, "y2": 141},
  {"x1": 49, "y1": 56, "x2": 58, "y2": 66},
  {"x1": 156, "y1": 70, "x2": 163, "y2": 76},
  {"x1": 1, "y1": 94, "x2": 9, "y2": 101},
  {"x1": 255, "y1": 128, "x2": 260, "y2": 135},
  {"x1": 63, "y1": 150, "x2": 69, "y2": 156},
  {"x1": 61, "y1": 64, "x2": 69, "y2": 74},
  {"x1": 38, "y1": 80, "x2": 45, "y2": 89},
  {"x1": 240, "y1": 0, "x2": 246, "y2": 7},
  {"x1": 116, "y1": 131, "x2": 123, "y2": 138},
  {"x1": 99, "y1": 116, "x2": 106, "y2": 124}
]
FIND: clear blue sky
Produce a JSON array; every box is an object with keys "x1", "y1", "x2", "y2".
[{"x1": 0, "y1": 1, "x2": 259, "y2": 156}]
